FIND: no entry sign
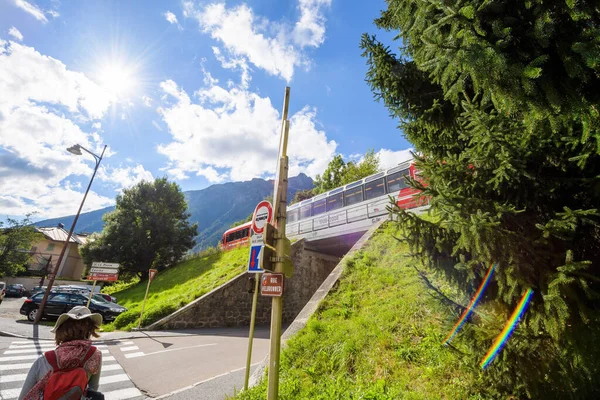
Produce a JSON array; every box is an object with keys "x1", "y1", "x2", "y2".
[{"x1": 251, "y1": 201, "x2": 273, "y2": 235}]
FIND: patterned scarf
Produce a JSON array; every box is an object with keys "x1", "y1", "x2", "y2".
[{"x1": 24, "y1": 339, "x2": 101, "y2": 400}]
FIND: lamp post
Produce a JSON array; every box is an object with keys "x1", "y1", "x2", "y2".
[{"x1": 34, "y1": 144, "x2": 107, "y2": 324}]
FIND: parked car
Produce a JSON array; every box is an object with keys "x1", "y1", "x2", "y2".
[
  {"x1": 30, "y1": 286, "x2": 47, "y2": 296},
  {"x1": 5, "y1": 284, "x2": 26, "y2": 298},
  {"x1": 0, "y1": 282, "x2": 5, "y2": 304},
  {"x1": 97, "y1": 293, "x2": 118, "y2": 303},
  {"x1": 20, "y1": 292, "x2": 128, "y2": 323}
]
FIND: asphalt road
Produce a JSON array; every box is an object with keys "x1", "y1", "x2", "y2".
[
  {"x1": 0, "y1": 296, "x2": 27, "y2": 319},
  {"x1": 109, "y1": 327, "x2": 271, "y2": 398}
]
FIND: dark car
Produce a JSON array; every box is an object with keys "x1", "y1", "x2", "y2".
[
  {"x1": 20, "y1": 292, "x2": 128, "y2": 323},
  {"x1": 6, "y1": 284, "x2": 26, "y2": 298},
  {"x1": 97, "y1": 293, "x2": 118, "y2": 303}
]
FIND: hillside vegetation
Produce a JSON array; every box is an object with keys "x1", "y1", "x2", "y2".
[
  {"x1": 102, "y1": 246, "x2": 248, "y2": 331},
  {"x1": 236, "y1": 223, "x2": 491, "y2": 399}
]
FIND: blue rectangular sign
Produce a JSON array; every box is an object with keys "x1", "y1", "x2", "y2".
[{"x1": 247, "y1": 245, "x2": 263, "y2": 273}]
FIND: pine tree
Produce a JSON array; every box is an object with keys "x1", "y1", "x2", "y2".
[{"x1": 361, "y1": 1, "x2": 600, "y2": 397}]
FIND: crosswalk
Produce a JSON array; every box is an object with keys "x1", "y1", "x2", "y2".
[
  {"x1": 0, "y1": 339, "x2": 145, "y2": 400},
  {"x1": 115, "y1": 340, "x2": 145, "y2": 359}
]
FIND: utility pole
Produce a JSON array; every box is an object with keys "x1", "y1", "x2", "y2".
[
  {"x1": 35, "y1": 144, "x2": 106, "y2": 324},
  {"x1": 267, "y1": 87, "x2": 291, "y2": 400}
]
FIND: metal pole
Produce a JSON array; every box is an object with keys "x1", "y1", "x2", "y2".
[
  {"x1": 86, "y1": 280, "x2": 97, "y2": 308},
  {"x1": 244, "y1": 275, "x2": 261, "y2": 390},
  {"x1": 138, "y1": 275, "x2": 152, "y2": 330},
  {"x1": 35, "y1": 145, "x2": 107, "y2": 324},
  {"x1": 267, "y1": 117, "x2": 290, "y2": 400}
]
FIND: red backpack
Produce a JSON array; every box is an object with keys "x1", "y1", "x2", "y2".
[{"x1": 42, "y1": 346, "x2": 97, "y2": 400}]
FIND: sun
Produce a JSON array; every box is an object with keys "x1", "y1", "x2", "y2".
[{"x1": 97, "y1": 63, "x2": 137, "y2": 99}]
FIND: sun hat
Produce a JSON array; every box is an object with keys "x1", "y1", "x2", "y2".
[{"x1": 51, "y1": 306, "x2": 103, "y2": 333}]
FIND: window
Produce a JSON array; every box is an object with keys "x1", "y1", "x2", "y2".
[
  {"x1": 365, "y1": 178, "x2": 385, "y2": 200},
  {"x1": 46, "y1": 243, "x2": 55, "y2": 251},
  {"x1": 70, "y1": 294, "x2": 86, "y2": 305},
  {"x1": 49, "y1": 293, "x2": 69, "y2": 303},
  {"x1": 312, "y1": 199, "x2": 326, "y2": 216},
  {"x1": 287, "y1": 209, "x2": 299, "y2": 223},
  {"x1": 386, "y1": 169, "x2": 409, "y2": 193},
  {"x1": 300, "y1": 205, "x2": 312, "y2": 219},
  {"x1": 344, "y1": 186, "x2": 363, "y2": 206},
  {"x1": 326, "y1": 192, "x2": 343, "y2": 212}
]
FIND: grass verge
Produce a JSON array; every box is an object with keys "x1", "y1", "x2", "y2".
[
  {"x1": 235, "y1": 222, "x2": 487, "y2": 399},
  {"x1": 103, "y1": 246, "x2": 248, "y2": 331}
]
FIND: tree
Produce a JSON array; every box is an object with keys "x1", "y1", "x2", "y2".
[
  {"x1": 313, "y1": 150, "x2": 381, "y2": 194},
  {"x1": 362, "y1": 1, "x2": 600, "y2": 397},
  {"x1": 290, "y1": 189, "x2": 315, "y2": 205},
  {"x1": 0, "y1": 215, "x2": 42, "y2": 277},
  {"x1": 81, "y1": 178, "x2": 197, "y2": 280}
]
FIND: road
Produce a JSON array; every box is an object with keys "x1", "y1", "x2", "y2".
[
  {"x1": 0, "y1": 296, "x2": 27, "y2": 320},
  {"x1": 110, "y1": 327, "x2": 270, "y2": 398}
]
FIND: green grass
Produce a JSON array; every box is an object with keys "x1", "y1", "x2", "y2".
[
  {"x1": 235, "y1": 223, "x2": 488, "y2": 399},
  {"x1": 103, "y1": 246, "x2": 249, "y2": 331}
]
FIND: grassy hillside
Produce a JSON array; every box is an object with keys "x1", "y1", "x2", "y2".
[
  {"x1": 102, "y1": 247, "x2": 248, "y2": 331},
  {"x1": 236, "y1": 223, "x2": 489, "y2": 399}
]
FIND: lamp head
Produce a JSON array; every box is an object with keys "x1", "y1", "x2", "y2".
[{"x1": 66, "y1": 145, "x2": 82, "y2": 156}]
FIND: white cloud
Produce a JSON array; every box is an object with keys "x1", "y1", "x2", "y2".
[
  {"x1": 0, "y1": 41, "x2": 148, "y2": 218},
  {"x1": 292, "y1": 0, "x2": 331, "y2": 47},
  {"x1": 164, "y1": 10, "x2": 178, "y2": 24},
  {"x1": 14, "y1": 0, "x2": 48, "y2": 23},
  {"x1": 184, "y1": 2, "x2": 316, "y2": 82},
  {"x1": 98, "y1": 165, "x2": 154, "y2": 190},
  {"x1": 141, "y1": 96, "x2": 152, "y2": 107},
  {"x1": 8, "y1": 27, "x2": 24, "y2": 41},
  {"x1": 376, "y1": 148, "x2": 414, "y2": 171},
  {"x1": 152, "y1": 120, "x2": 163, "y2": 131},
  {"x1": 157, "y1": 78, "x2": 336, "y2": 182}
]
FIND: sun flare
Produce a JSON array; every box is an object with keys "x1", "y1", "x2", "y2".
[{"x1": 98, "y1": 63, "x2": 137, "y2": 99}]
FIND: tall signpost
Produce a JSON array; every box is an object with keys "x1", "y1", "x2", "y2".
[
  {"x1": 138, "y1": 269, "x2": 158, "y2": 330},
  {"x1": 267, "y1": 87, "x2": 292, "y2": 400},
  {"x1": 86, "y1": 262, "x2": 119, "y2": 307},
  {"x1": 244, "y1": 201, "x2": 274, "y2": 390}
]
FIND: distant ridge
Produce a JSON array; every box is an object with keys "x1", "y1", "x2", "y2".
[{"x1": 34, "y1": 174, "x2": 314, "y2": 251}]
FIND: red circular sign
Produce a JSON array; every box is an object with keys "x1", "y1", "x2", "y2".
[{"x1": 252, "y1": 201, "x2": 273, "y2": 234}]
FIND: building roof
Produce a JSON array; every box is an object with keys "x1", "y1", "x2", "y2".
[{"x1": 36, "y1": 227, "x2": 88, "y2": 245}]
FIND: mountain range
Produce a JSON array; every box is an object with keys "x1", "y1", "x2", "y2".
[{"x1": 34, "y1": 174, "x2": 314, "y2": 251}]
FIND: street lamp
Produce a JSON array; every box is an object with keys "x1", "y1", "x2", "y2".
[{"x1": 34, "y1": 144, "x2": 107, "y2": 324}]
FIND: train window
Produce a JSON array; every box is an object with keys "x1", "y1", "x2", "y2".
[
  {"x1": 386, "y1": 169, "x2": 409, "y2": 193},
  {"x1": 226, "y1": 233, "x2": 233, "y2": 243},
  {"x1": 300, "y1": 204, "x2": 312, "y2": 219},
  {"x1": 326, "y1": 192, "x2": 343, "y2": 212},
  {"x1": 312, "y1": 199, "x2": 326, "y2": 216},
  {"x1": 344, "y1": 186, "x2": 363, "y2": 206},
  {"x1": 365, "y1": 178, "x2": 385, "y2": 200},
  {"x1": 241, "y1": 228, "x2": 249, "y2": 238},
  {"x1": 287, "y1": 209, "x2": 299, "y2": 223}
]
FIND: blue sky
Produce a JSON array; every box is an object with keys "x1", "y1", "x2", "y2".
[{"x1": 0, "y1": 0, "x2": 412, "y2": 221}]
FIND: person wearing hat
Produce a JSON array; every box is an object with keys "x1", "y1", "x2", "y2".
[{"x1": 19, "y1": 306, "x2": 103, "y2": 400}]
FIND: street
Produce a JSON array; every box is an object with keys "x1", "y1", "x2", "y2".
[{"x1": 0, "y1": 297, "x2": 271, "y2": 399}]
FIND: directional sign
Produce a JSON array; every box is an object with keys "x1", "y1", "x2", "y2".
[
  {"x1": 91, "y1": 262, "x2": 119, "y2": 270},
  {"x1": 90, "y1": 267, "x2": 120, "y2": 274},
  {"x1": 251, "y1": 201, "x2": 273, "y2": 235},
  {"x1": 260, "y1": 273, "x2": 284, "y2": 297},
  {"x1": 88, "y1": 272, "x2": 119, "y2": 282},
  {"x1": 248, "y1": 245, "x2": 263, "y2": 273}
]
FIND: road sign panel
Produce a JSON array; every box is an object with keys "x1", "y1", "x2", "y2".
[
  {"x1": 251, "y1": 201, "x2": 273, "y2": 235},
  {"x1": 90, "y1": 267, "x2": 119, "y2": 274},
  {"x1": 91, "y1": 262, "x2": 119, "y2": 270},
  {"x1": 88, "y1": 272, "x2": 119, "y2": 282},
  {"x1": 149, "y1": 269, "x2": 157, "y2": 282},
  {"x1": 248, "y1": 245, "x2": 263, "y2": 273},
  {"x1": 260, "y1": 273, "x2": 284, "y2": 297}
]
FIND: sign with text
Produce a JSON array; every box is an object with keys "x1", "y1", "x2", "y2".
[
  {"x1": 90, "y1": 267, "x2": 118, "y2": 274},
  {"x1": 251, "y1": 201, "x2": 273, "y2": 235},
  {"x1": 91, "y1": 262, "x2": 119, "y2": 270},
  {"x1": 247, "y1": 245, "x2": 263, "y2": 273},
  {"x1": 260, "y1": 273, "x2": 284, "y2": 297},
  {"x1": 88, "y1": 272, "x2": 119, "y2": 282}
]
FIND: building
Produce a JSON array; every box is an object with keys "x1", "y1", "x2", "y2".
[{"x1": 28, "y1": 224, "x2": 90, "y2": 280}]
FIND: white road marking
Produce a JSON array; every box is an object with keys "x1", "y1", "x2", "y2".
[
  {"x1": 0, "y1": 362, "x2": 33, "y2": 371},
  {"x1": 10, "y1": 340, "x2": 53, "y2": 345},
  {"x1": 103, "y1": 387, "x2": 143, "y2": 400},
  {"x1": 0, "y1": 354, "x2": 39, "y2": 362},
  {"x1": 3, "y1": 348, "x2": 109, "y2": 355},
  {"x1": 102, "y1": 363, "x2": 123, "y2": 371},
  {"x1": 100, "y1": 373, "x2": 131, "y2": 384},
  {"x1": 120, "y1": 345, "x2": 139, "y2": 352},
  {"x1": 124, "y1": 343, "x2": 217, "y2": 359},
  {"x1": 0, "y1": 373, "x2": 27, "y2": 383},
  {"x1": 8, "y1": 343, "x2": 55, "y2": 349},
  {"x1": 0, "y1": 387, "x2": 20, "y2": 399}
]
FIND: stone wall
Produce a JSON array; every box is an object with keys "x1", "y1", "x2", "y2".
[{"x1": 147, "y1": 239, "x2": 339, "y2": 330}]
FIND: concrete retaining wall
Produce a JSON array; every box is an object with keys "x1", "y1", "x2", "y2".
[{"x1": 147, "y1": 239, "x2": 339, "y2": 330}]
